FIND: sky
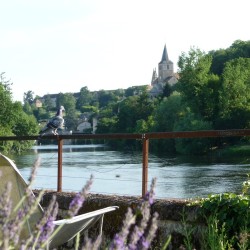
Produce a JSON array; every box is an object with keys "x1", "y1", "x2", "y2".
[{"x1": 0, "y1": 0, "x2": 249, "y2": 102}]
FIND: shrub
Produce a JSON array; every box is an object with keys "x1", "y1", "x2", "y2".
[{"x1": 191, "y1": 177, "x2": 250, "y2": 249}]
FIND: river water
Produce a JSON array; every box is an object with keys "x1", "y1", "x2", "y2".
[{"x1": 7, "y1": 144, "x2": 250, "y2": 199}]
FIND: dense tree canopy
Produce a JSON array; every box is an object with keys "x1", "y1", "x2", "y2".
[
  {"x1": 0, "y1": 73, "x2": 39, "y2": 153},
  {"x1": 218, "y1": 58, "x2": 250, "y2": 129}
]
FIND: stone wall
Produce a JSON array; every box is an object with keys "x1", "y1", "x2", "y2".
[{"x1": 36, "y1": 190, "x2": 202, "y2": 249}]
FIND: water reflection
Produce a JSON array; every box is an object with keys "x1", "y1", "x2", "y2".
[{"x1": 7, "y1": 144, "x2": 250, "y2": 199}]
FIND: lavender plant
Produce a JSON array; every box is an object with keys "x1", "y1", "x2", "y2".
[{"x1": 0, "y1": 158, "x2": 159, "y2": 250}]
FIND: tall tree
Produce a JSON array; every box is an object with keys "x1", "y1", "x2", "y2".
[
  {"x1": 43, "y1": 94, "x2": 54, "y2": 112},
  {"x1": 116, "y1": 91, "x2": 154, "y2": 133},
  {"x1": 177, "y1": 47, "x2": 220, "y2": 124},
  {"x1": 218, "y1": 58, "x2": 250, "y2": 129},
  {"x1": 56, "y1": 93, "x2": 76, "y2": 111},
  {"x1": 0, "y1": 73, "x2": 39, "y2": 152},
  {"x1": 76, "y1": 86, "x2": 92, "y2": 109},
  {"x1": 23, "y1": 90, "x2": 34, "y2": 105},
  {"x1": 209, "y1": 40, "x2": 250, "y2": 75}
]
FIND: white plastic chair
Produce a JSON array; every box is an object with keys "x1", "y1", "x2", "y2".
[{"x1": 0, "y1": 153, "x2": 118, "y2": 249}]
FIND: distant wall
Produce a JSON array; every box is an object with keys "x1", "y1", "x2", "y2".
[{"x1": 36, "y1": 190, "x2": 202, "y2": 249}]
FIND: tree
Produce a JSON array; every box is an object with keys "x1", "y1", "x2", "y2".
[
  {"x1": 56, "y1": 93, "x2": 76, "y2": 111},
  {"x1": 23, "y1": 90, "x2": 34, "y2": 105},
  {"x1": 0, "y1": 73, "x2": 39, "y2": 152},
  {"x1": 0, "y1": 83, "x2": 14, "y2": 128},
  {"x1": 96, "y1": 117, "x2": 117, "y2": 133},
  {"x1": 43, "y1": 94, "x2": 54, "y2": 112},
  {"x1": 98, "y1": 90, "x2": 118, "y2": 108},
  {"x1": 76, "y1": 86, "x2": 92, "y2": 109},
  {"x1": 209, "y1": 40, "x2": 250, "y2": 75},
  {"x1": 161, "y1": 82, "x2": 173, "y2": 98},
  {"x1": 116, "y1": 91, "x2": 155, "y2": 133},
  {"x1": 177, "y1": 47, "x2": 221, "y2": 124},
  {"x1": 149, "y1": 92, "x2": 183, "y2": 153},
  {"x1": 64, "y1": 109, "x2": 78, "y2": 131},
  {"x1": 218, "y1": 58, "x2": 250, "y2": 129},
  {"x1": 125, "y1": 86, "x2": 148, "y2": 97},
  {"x1": 153, "y1": 92, "x2": 183, "y2": 132},
  {"x1": 174, "y1": 110, "x2": 213, "y2": 154},
  {"x1": 177, "y1": 47, "x2": 212, "y2": 112}
]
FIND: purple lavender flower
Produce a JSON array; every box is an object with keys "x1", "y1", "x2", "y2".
[
  {"x1": 126, "y1": 178, "x2": 158, "y2": 250},
  {"x1": 39, "y1": 215, "x2": 56, "y2": 242},
  {"x1": 0, "y1": 182, "x2": 12, "y2": 223},
  {"x1": 110, "y1": 207, "x2": 135, "y2": 250},
  {"x1": 141, "y1": 237, "x2": 150, "y2": 248},
  {"x1": 68, "y1": 175, "x2": 93, "y2": 218},
  {"x1": 144, "y1": 177, "x2": 156, "y2": 205},
  {"x1": 35, "y1": 195, "x2": 58, "y2": 247},
  {"x1": 28, "y1": 157, "x2": 40, "y2": 185},
  {"x1": 81, "y1": 235, "x2": 102, "y2": 250}
]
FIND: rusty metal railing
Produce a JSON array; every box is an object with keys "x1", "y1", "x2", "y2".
[{"x1": 1, "y1": 129, "x2": 250, "y2": 197}]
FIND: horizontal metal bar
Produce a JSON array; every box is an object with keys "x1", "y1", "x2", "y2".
[
  {"x1": 145, "y1": 129, "x2": 250, "y2": 139},
  {"x1": 0, "y1": 129, "x2": 250, "y2": 141}
]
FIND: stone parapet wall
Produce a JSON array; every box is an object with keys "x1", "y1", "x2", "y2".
[{"x1": 35, "y1": 190, "x2": 201, "y2": 249}]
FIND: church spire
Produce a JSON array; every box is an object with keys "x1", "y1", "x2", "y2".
[
  {"x1": 160, "y1": 44, "x2": 169, "y2": 63},
  {"x1": 151, "y1": 68, "x2": 157, "y2": 85}
]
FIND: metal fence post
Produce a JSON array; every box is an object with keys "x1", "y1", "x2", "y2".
[
  {"x1": 57, "y1": 137, "x2": 63, "y2": 192},
  {"x1": 142, "y1": 134, "x2": 149, "y2": 197}
]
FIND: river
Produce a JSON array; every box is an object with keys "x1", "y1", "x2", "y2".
[{"x1": 7, "y1": 144, "x2": 250, "y2": 199}]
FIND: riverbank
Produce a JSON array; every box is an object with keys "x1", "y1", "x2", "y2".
[{"x1": 216, "y1": 143, "x2": 250, "y2": 157}]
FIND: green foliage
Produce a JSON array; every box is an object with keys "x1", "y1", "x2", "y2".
[
  {"x1": 153, "y1": 92, "x2": 183, "y2": 132},
  {"x1": 96, "y1": 117, "x2": 117, "y2": 133},
  {"x1": 23, "y1": 90, "x2": 34, "y2": 104},
  {"x1": 202, "y1": 215, "x2": 234, "y2": 250},
  {"x1": 64, "y1": 109, "x2": 79, "y2": 131},
  {"x1": 195, "y1": 192, "x2": 250, "y2": 248},
  {"x1": 218, "y1": 58, "x2": 250, "y2": 129},
  {"x1": 150, "y1": 92, "x2": 183, "y2": 153},
  {"x1": 174, "y1": 111, "x2": 213, "y2": 154},
  {"x1": 116, "y1": 92, "x2": 155, "y2": 133},
  {"x1": 56, "y1": 92, "x2": 76, "y2": 111},
  {"x1": 22, "y1": 102, "x2": 34, "y2": 115},
  {"x1": 186, "y1": 175, "x2": 250, "y2": 249},
  {"x1": 0, "y1": 126, "x2": 14, "y2": 153},
  {"x1": 177, "y1": 47, "x2": 220, "y2": 121},
  {"x1": 80, "y1": 105, "x2": 98, "y2": 114},
  {"x1": 43, "y1": 94, "x2": 54, "y2": 112},
  {"x1": 98, "y1": 90, "x2": 118, "y2": 108},
  {"x1": 76, "y1": 86, "x2": 92, "y2": 109},
  {"x1": 33, "y1": 107, "x2": 50, "y2": 121},
  {"x1": 124, "y1": 85, "x2": 148, "y2": 97},
  {"x1": 200, "y1": 193, "x2": 250, "y2": 234},
  {"x1": 0, "y1": 73, "x2": 39, "y2": 153},
  {"x1": 210, "y1": 40, "x2": 250, "y2": 75},
  {"x1": 181, "y1": 210, "x2": 195, "y2": 250}
]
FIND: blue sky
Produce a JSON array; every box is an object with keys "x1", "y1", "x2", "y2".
[{"x1": 0, "y1": 0, "x2": 249, "y2": 102}]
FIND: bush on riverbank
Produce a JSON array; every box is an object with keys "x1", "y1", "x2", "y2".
[
  {"x1": 217, "y1": 144, "x2": 250, "y2": 157},
  {"x1": 186, "y1": 176, "x2": 250, "y2": 249}
]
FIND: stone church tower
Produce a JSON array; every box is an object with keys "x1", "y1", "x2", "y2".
[
  {"x1": 149, "y1": 45, "x2": 178, "y2": 97},
  {"x1": 158, "y1": 45, "x2": 174, "y2": 81}
]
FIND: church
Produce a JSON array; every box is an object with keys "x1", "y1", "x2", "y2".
[{"x1": 149, "y1": 45, "x2": 178, "y2": 97}]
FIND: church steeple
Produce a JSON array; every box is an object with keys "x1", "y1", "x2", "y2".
[
  {"x1": 160, "y1": 44, "x2": 169, "y2": 63},
  {"x1": 149, "y1": 44, "x2": 178, "y2": 97},
  {"x1": 158, "y1": 44, "x2": 174, "y2": 80}
]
